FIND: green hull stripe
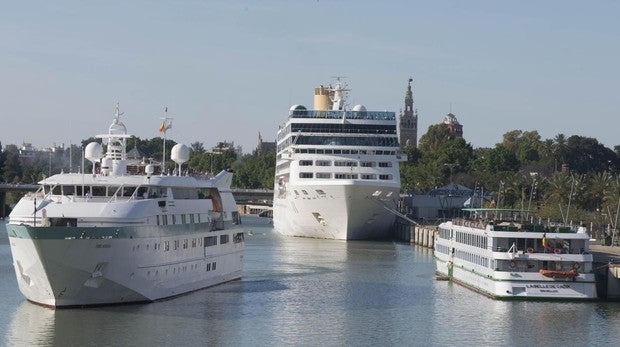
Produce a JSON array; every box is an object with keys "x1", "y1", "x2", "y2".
[{"x1": 7, "y1": 222, "x2": 240, "y2": 240}]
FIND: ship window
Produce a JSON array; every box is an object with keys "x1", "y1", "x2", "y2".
[
  {"x1": 220, "y1": 234, "x2": 229, "y2": 244},
  {"x1": 90, "y1": 186, "x2": 104, "y2": 197},
  {"x1": 197, "y1": 214, "x2": 201, "y2": 223},
  {"x1": 379, "y1": 174, "x2": 392, "y2": 180},
  {"x1": 308, "y1": 149, "x2": 316, "y2": 154},
  {"x1": 52, "y1": 185, "x2": 61, "y2": 195},
  {"x1": 183, "y1": 239, "x2": 188, "y2": 249},
  {"x1": 379, "y1": 162, "x2": 392, "y2": 167},
  {"x1": 157, "y1": 215, "x2": 161, "y2": 225},
  {"x1": 172, "y1": 215, "x2": 177, "y2": 224},
  {"x1": 316, "y1": 173, "x2": 331, "y2": 179},
  {"x1": 335, "y1": 161, "x2": 357, "y2": 167},
  {"x1": 62, "y1": 185, "x2": 75, "y2": 196},
  {"x1": 174, "y1": 240, "x2": 179, "y2": 250},
  {"x1": 316, "y1": 160, "x2": 331, "y2": 166},
  {"x1": 351, "y1": 150, "x2": 358, "y2": 154},
  {"x1": 299, "y1": 172, "x2": 313, "y2": 178},
  {"x1": 324, "y1": 150, "x2": 333, "y2": 154},
  {"x1": 207, "y1": 263, "x2": 211, "y2": 271},
  {"x1": 204, "y1": 236, "x2": 217, "y2": 247},
  {"x1": 190, "y1": 214, "x2": 195, "y2": 224},
  {"x1": 182, "y1": 214, "x2": 186, "y2": 224},
  {"x1": 361, "y1": 161, "x2": 375, "y2": 167},
  {"x1": 342, "y1": 150, "x2": 350, "y2": 154},
  {"x1": 316, "y1": 190, "x2": 326, "y2": 195},
  {"x1": 212, "y1": 262, "x2": 216, "y2": 270},
  {"x1": 335, "y1": 174, "x2": 358, "y2": 179},
  {"x1": 299, "y1": 160, "x2": 313, "y2": 166},
  {"x1": 301, "y1": 190, "x2": 308, "y2": 195},
  {"x1": 192, "y1": 238, "x2": 196, "y2": 248},
  {"x1": 316, "y1": 149, "x2": 324, "y2": 154},
  {"x1": 234, "y1": 232, "x2": 244, "y2": 243},
  {"x1": 361, "y1": 174, "x2": 376, "y2": 179},
  {"x1": 333, "y1": 150, "x2": 341, "y2": 154}
]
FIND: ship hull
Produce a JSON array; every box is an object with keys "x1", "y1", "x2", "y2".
[
  {"x1": 273, "y1": 182, "x2": 399, "y2": 240},
  {"x1": 434, "y1": 257, "x2": 597, "y2": 300},
  {"x1": 7, "y1": 224, "x2": 244, "y2": 307}
]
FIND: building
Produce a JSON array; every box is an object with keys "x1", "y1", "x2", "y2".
[
  {"x1": 443, "y1": 113, "x2": 463, "y2": 138},
  {"x1": 397, "y1": 78, "x2": 418, "y2": 148},
  {"x1": 255, "y1": 132, "x2": 276, "y2": 155}
]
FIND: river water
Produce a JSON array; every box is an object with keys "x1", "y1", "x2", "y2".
[{"x1": 2, "y1": 217, "x2": 620, "y2": 346}]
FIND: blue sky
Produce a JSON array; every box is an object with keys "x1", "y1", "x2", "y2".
[{"x1": 1, "y1": 1, "x2": 619, "y2": 154}]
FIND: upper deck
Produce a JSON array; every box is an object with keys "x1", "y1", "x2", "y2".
[{"x1": 289, "y1": 109, "x2": 395, "y2": 121}]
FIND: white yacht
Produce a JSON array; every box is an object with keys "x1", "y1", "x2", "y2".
[
  {"x1": 6, "y1": 106, "x2": 244, "y2": 307},
  {"x1": 434, "y1": 208, "x2": 597, "y2": 300},
  {"x1": 273, "y1": 80, "x2": 407, "y2": 240}
]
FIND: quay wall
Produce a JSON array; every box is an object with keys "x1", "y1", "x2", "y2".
[{"x1": 394, "y1": 219, "x2": 436, "y2": 248}]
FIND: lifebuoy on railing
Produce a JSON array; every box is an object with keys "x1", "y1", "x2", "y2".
[
  {"x1": 527, "y1": 247, "x2": 534, "y2": 254},
  {"x1": 554, "y1": 248, "x2": 561, "y2": 254},
  {"x1": 509, "y1": 260, "x2": 516, "y2": 268}
]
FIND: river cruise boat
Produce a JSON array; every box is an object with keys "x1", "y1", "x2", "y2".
[
  {"x1": 272, "y1": 79, "x2": 407, "y2": 240},
  {"x1": 434, "y1": 208, "x2": 597, "y2": 300},
  {"x1": 6, "y1": 106, "x2": 244, "y2": 307}
]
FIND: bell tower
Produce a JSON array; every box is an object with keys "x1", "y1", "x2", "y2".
[{"x1": 398, "y1": 78, "x2": 418, "y2": 147}]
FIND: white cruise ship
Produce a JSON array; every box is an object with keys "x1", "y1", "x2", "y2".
[
  {"x1": 273, "y1": 80, "x2": 407, "y2": 240},
  {"x1": 6, "y1": 106, "x2": 244, "y2": 307},
  {"x1": 434, "y1": 208, "x2": 597, "y2": 300}
]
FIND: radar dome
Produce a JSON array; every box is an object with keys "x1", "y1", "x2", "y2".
[
  {"x1": 85, "y1": 142, "x2": 104, "y2": 163},
  {"x1": 171, "y1": 144, "x2": 190, "y2": 165},
  {"x1": 145, "y1": 164, "x2": 155, "y2": 176},
  {"x1": 289, "y1": 104, "x2": 307, "y2": 116},
  {"x1": 352, "y1": 104, "x2": 367, "y2": 112},
  {"x1": 289, "y1": 104, "x2": 307, "y2": 112}
]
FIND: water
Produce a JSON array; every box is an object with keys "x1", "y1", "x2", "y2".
[{"x1": 2, "y1": 217, "x2": 620, "y2": 346}]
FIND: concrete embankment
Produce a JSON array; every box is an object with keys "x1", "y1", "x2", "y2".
[{"x1": 394, "y1": 220, "x2": 436, "y2": 247}]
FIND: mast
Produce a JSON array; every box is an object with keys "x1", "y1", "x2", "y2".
[{"x1": 159, "y1": 107, "x2": 173, "y2": 173}]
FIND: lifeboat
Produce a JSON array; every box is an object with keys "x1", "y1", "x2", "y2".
[{"x1": 539, "y1": 269, "x2": 578, "y2": 279}]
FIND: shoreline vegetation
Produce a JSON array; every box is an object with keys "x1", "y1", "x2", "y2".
[{"x1": 2, "y1": 127, "x2": 619, "y2": 236}]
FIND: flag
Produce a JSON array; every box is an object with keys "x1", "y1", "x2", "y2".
[{"x1": 159, "y1": 121, "x2": 166, "y2": 133}]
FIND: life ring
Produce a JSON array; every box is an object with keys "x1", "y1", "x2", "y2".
[
  {"x1": 527, "y1": 247, "x2": 534, "y2": 254},
  {"x1": 509, "y1": 260, "x2": 516, "y2": 268},
  {"x1": 573, "y1": 262, "x2": 580, "y2": 270},
  {"x1": 554, "y1": 248, "x2": 561, "y2": 254}
]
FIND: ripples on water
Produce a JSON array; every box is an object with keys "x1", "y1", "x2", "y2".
[{"x1": 2, "y1": 218, "x2": 620, "y2": 346}]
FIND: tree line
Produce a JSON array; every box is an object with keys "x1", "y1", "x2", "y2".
[{"x1": 400, "y1": 125, "x2": 620, "y2": 230}]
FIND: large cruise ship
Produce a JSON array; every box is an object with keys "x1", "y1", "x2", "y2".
[
  {"x1": 434, "y1": 208, "x2": 597, "y2": 300},
  {"x1": 273, "y1": 80, "x2": 407, "y2": 240},
  {"x1": 6, "y1": 106, "x2": 244, "y2": 307}
]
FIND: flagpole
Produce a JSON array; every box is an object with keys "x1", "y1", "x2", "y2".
[
  {"x1": 163, "y1": 107, "x2": 167, "y2": 174},
  {"x1": 160, "y1": 107, "x2": 173, "y2": 175}
]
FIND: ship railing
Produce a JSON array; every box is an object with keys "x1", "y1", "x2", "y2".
[{"x1": 289, "y1": 110, "x2": 396, "y2": 121}]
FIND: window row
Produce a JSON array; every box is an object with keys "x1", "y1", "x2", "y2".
[
  {"x1": 298, "y1": 160, "x2": 393, "y2": 167},
  {"x1": 299, "y1": 172, "x2": 393, "y2": 180},
  {"x1": 145, "y1": 262, "x2": 217, "y2": 278}
]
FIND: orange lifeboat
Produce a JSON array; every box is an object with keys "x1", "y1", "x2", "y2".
[{"x1": 539, "y1": 269, "x2": 578, "y2": 279}]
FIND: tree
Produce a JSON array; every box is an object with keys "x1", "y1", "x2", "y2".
[
  {"x1": 565, "y1": 136, "x2": 618, "y2": 174},
  {"x1": 418, "y1": 124, "x2": 452, "y2": 154}
]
